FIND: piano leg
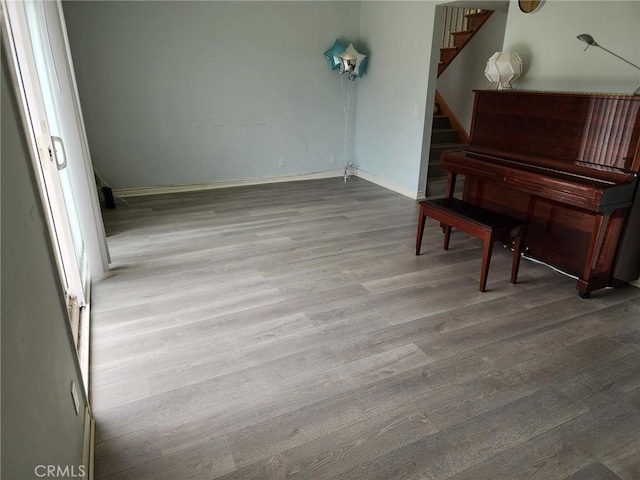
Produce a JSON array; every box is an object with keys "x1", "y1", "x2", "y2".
[
  {"x1": 582, "y1": 213, "x2": 607, "y2": 282},
  {"x1": 510, "y1": 230, "x2": 524, "y2": 285},
  {"x1": 576, "y1": 212, "x2": 610, "y2": 297},
  {"x1": 575, "y1": 209, "x2": 630, "y2": 297}
]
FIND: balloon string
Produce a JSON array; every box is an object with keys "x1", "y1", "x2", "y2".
[{"x1": 340, "y1": 75, "x2": 352, "y2": 168}]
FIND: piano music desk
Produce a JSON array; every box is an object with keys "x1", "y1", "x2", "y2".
[{"x1": 415, "y1": 197, "x2": 524, "y2": 292}]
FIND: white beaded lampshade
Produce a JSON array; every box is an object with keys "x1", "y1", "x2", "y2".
[{"x1": 484, "y1": 52, "x2": 523, "y2": 90}]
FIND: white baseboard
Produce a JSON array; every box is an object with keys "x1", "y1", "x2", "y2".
[
  {"x1": 113, "y1": 169, "x2": 344, "y2": 198},
  {"x1": 352, "y1": 168, "x2": 420, "y2": 200},
  {"x1": 82, "y1": 407, "x2": 95, "y2": 480},
  {"x1": 112, "y1": 168, "x2": 423, "y2": 201}
]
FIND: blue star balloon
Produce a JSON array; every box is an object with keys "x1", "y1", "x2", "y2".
[{"x1": 323, "y1": 39, "x2": 347, "y2": 70}]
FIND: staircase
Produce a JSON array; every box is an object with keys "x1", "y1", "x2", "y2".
[
  {"x1": 426, "y1": 109, "x2": 466, "y2": 197},
  {"x1": 426, "y1": 7, "x2": 494, "y2": 197},
  {"x1": 438, "y1": 9, "x2": 494, "y2": 76}
]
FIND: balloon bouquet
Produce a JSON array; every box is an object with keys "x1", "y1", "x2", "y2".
[
  {"x1": 324, "y1": 38, "x2": 368, "y2": 79},
  {"x1": 323, "y1": 39, "x2": 368, "y2": 181}
]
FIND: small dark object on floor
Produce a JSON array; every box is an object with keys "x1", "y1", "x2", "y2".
[{"x1": 102, "y1": 186, "x2": 116, "y2": 209}]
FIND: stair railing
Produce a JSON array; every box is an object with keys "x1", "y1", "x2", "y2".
[
  {"x1": 441, "y1": 7, "x2": 468, "y2": 49},
  {"x1": 438, "y1": 8, "x2": 493, "y2": 77}
]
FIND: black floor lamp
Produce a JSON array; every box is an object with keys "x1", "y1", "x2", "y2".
[{"x1": 577, "y1": 33, "x2": 640, "y2": 96}]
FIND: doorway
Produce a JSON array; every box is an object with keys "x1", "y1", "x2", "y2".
[{"x1": 2, "y1": 0, "x2": 110, "y2": 390}]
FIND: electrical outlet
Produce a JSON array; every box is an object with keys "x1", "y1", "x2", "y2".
[
  {"x1": 278, "y1": 158, "x2": 285, "y2": 167},
  {"x1": 330, "y1": 155, "x2": 336, "y2": 164},
  {"x1": 70, "y1": 381, "x2": 80, "y2": 415}
]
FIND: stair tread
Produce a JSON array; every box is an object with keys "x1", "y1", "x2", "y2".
[
  {"x1": 430, "y1": 142, "x2": 466, "y2": 148},
  {"x1": 429, "y1": 143, "x2": 467, "y2": 166},
  {"x1": 425, "y1": 175, "x2": 466, "y2": 198},
  {"x1": 440, "y1": 9, "x2": 494, "y2": 77},
  {"x1": 427, "y1": 174, "x2": 466, "y2": 184},
  {"x1": 465, "y1": 11, "x2": 492, "y2": 18}
]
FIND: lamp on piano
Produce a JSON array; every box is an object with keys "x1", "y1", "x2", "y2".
[
  {"x1": 484, "y1": 52, "x2": 523, "y2": 90},
  {"x1": 577, "y1": 33, "x2": 640, "y2": 96}
]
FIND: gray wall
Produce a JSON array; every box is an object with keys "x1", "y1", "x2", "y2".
[
  {"x1": 1, "y1": 42, "x2": 87, "y2": 479},
  {"x1": 503, "y1": 0, "x2": 640, "y2": 94},
  {"x1": 62, "y1": 1, "x2": 361, "y2": 190},
  {"x1": 60, "y1": 0, "x2": 640, "y2": 196},
  {"x1": 354, "y1": 1, "x2": 438, "y2": 196}
]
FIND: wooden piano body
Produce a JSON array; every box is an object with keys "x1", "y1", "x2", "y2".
[{"x1": 440, "y1": 90, "x2": 640, "y2": 296}]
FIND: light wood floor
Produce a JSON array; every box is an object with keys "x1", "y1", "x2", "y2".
[{"x1": 91, "y1": 178, "x2": 640, "y2": 480}]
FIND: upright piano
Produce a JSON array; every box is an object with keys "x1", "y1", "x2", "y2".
[{"x1": 440, "y1": 90, "x2": 640, "y2": 297}]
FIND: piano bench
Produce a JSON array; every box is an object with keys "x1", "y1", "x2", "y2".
[{"x1": 415, "y1": 198, "x2": 524, "y2": 292}]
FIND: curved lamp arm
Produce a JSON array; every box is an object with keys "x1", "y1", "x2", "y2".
[{"x1": 577, "y1": 33, "x2": 640, "y2": 95}]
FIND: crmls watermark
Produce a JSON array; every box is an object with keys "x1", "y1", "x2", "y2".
[{"x1": 34, "y1": 465, "x2": 86, "y2": 478}]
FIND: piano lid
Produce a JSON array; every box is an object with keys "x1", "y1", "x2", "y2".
[{"x1": 468, "y1": 90, "x2": 640, "y2": 176}]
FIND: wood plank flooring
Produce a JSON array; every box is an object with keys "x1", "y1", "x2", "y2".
[{"x1": 91, "y1": 178, "x2": 640, "y2": 480}]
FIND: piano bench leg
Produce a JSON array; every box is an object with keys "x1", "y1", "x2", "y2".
[
  {"x1": 443, "y1": 225, "x2": 452, "y2": 250},
  {"x1": 479, "y1": 233, "x2": 495, "y2": 292},
  {"x1": 416, "y1": 199, "x2": 524, "y2": 292},
  {"x1": 415, "y1": 207, "x2": 427, "y2": 255}
]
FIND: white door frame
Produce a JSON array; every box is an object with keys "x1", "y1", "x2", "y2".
[
  {"x1": 4, "y1": 0, "x2": 110, "y2": 280},
  {"x1": 48, "y1": 0, "x2": 111, "y2": 278},
  {"x1": 2, "y1": 1, "x2": 86, "y2": 309},
  {"x1": 2, "y1": 0, "x2": 110, "y2": 389}
]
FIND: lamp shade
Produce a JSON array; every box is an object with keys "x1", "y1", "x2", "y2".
[{"x1": 484, "y1": 52, "x2": 523, "y2": 90}]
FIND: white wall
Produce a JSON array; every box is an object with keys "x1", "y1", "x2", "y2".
[
  {"x1": 63, "y1": 1, "x2": 361, "y2": 189},
  {"x1": 502, "y1": 0, "x2": 640, "y2": 94},
  {"x1": 438, "y1": 9, "x2": 508, "y2": 133},
  {"x1": 355, "y1": 1, "x2": 438, "y2": 197},
  {"x1": 1, "y1": 43, "x2": 88, "y2": 480}
]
